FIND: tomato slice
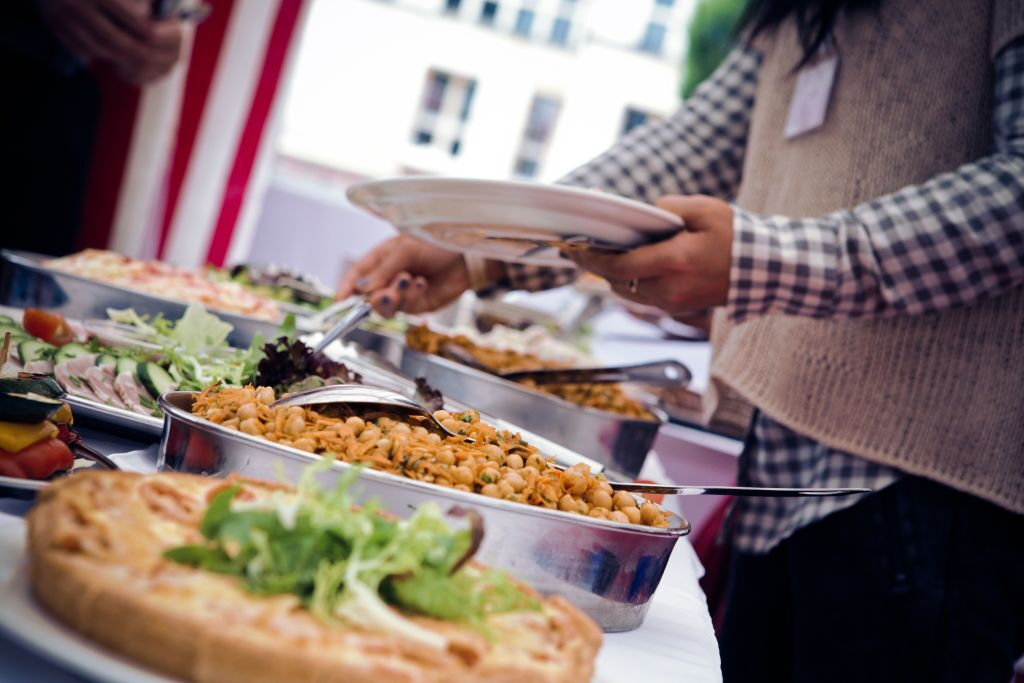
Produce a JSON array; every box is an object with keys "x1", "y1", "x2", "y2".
[
  {"x1": 0, "y1": 458, "x2": 24, "y2": 478},
  {"x1": 22, "y1": 308, "x2": 75, "y2": 346},
  {"x1": 0, "y1": 439, "x2": 74, "y2": 479}
]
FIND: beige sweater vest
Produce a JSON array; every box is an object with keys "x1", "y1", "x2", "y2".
[{"x1": 707, "y1": 0, "x2": 1024, "y2": 514}]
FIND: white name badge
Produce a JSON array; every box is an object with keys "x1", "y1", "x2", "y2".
[{"x1": 784, "y1": 51, "x2": 839, "y2": 139}]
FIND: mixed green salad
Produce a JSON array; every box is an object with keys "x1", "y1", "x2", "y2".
[
  {"x1": 165, "y1": 464, "x2": 538, "y2": 643},
  {"x1": 2, "y1": 304, "x2": 369, "y2": 419}
]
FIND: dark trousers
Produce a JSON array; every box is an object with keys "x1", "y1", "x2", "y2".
[{"x1": 719, "y1": 476, "x2": 1024, "y2": 683}]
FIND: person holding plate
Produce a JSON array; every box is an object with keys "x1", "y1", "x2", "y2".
[{"x1": 340, "y1": 1, "x2": 1024, "y2": 680}]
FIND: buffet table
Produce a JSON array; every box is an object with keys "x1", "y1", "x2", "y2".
[{"x1": 0, "y1": 437, "x2": 723, "y2": 683}]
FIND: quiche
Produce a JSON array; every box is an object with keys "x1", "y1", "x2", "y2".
[{"x1": 27, "y1": 471, "x2": 602, "y2": 683}]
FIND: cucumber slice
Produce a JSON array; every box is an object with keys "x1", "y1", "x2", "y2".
[
  {"x1": 115, "y1": 357, "x2": 138, "y2": 377},
  {"x1": 17, "y1": 340, "x2": 55, "y2": 364},
  {"x1": 0, "y1": 324, "x2": 28, "y2": 341},
  {"x1": 137, "y1": 362, "x2": 177, "y2": 399},
  {"x1": 95, "y1": 354, "x2": 117, "y2": 369},
  {"x1": 0, "y1": 315, "x2": 17, "y2": 325},
  {"x1": 0, "y1": 392, "x2": 65, "y2": 423},
  {"x1": 53, "y1": 342, "x2": 92, "y2": 365}
]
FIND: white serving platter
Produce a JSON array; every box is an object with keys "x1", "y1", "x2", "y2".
[{"x1": 346, "y1": 177, "x2": 683, "y2": 267}]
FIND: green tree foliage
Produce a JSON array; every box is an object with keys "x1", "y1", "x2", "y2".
[{"x1": 681, "y1": 0, "x2": 747, "y2": 98}]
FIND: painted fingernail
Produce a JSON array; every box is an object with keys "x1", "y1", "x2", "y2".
[
  {"x1": 414, "y1": 279, "x2": 426, "y2": 290},
  {"x1": 398, "y1": 277, "x2": 410, "y2": 290},
  {"x1": 355, "y1": 277, "x2": 371, "y2": 291},
  {"x1": 379, "y1": 295, "x2": 391, "y2": 306}
]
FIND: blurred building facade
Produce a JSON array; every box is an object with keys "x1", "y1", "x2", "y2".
[
  {"x1": 279, "y1": 0, "x2": 691, "y2": 182},
  {"x1": 243, "y1": 0, "x2": 691, "y2": 284}
]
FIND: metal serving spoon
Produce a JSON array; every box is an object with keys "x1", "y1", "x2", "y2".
[
  {"x1": 270, "y1": 384, "x2": 469, "y2": 439},
  {"x1": 549, "y1": 457, "x2": 871, "y2": 498},
  {"x1": 604, "y1": 482, "x2": 871, "y2": 497},
  {"x1": 271, "y1": 386, "x2": 866, "y2": 498},
  {"x1": 441, "y1": 343, "x2": 691, "y2": 387}
]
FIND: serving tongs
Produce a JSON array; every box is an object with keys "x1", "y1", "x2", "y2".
[
  {"x1": 311, "y1": 296, "x2": 373, "y2": 354},
  {"x1": 64, "y1": 433, "x2": 120, "y2": 471},
  {"x1": 232, "y1": 262, "x2": 334, "y2": 305},
  {"x1": 441, "y1": 343, "x2": 692, "y2": 388}
]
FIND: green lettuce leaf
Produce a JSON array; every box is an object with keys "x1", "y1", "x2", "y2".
[
  {"x1": 164, "y1": 463, "x2": 539, "y2": 638},
  {"x1": 170, "y1": 304, "x2": 233, "y2": 355}
]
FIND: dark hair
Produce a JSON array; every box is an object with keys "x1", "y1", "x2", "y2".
[{"x1": 738, "y1": 0, "x2": 881, "y2": 69}]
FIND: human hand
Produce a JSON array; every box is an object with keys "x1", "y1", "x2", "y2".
[
  {"x1": 338, "y1": 236, "x2": 503, "y2": 315},
  {"x1": 569, "y1": 195, "x2": 733, "y2": 315},
  {"x1": 37, "y1": 0, "x2": 184, "y2": 83},
  {"x1": 114, "y1": 17, "x2": 184, "y2": 83}
]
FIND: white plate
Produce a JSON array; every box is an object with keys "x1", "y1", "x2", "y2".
[
  {"x1": 0, "y1": 516, "x2": 176, "y2": 683},
  {"x1": 346, "y1": 177, "x2": 683, "y2": 267}
]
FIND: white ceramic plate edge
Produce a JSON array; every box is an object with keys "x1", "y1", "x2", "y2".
[
  {"x1": 0, "y1": 518, "x2": 177, "y2": 683},
  {"x1": 347, "y1": 176, "x2": 684, "y2": 230}
]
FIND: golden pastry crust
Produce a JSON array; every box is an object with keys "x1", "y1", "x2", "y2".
[{"x1": 27, "y1": 471, "x2": 602, "y2": 683}]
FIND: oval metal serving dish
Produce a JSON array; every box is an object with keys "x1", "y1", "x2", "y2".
[
  {"x1": 346, "y1": 327, "x2": 666, "y2": 479},
  {"x1": 0, "y1": 249, "x2": 277, "y2": 347},
  {"x1": 158, "y1": 391, "x2": 689, "y2": 632}
]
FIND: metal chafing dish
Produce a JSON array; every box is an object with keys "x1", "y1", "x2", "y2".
[
  {"x1": 158, "y1": 390, "x2": 689, "y2": 632},
  {"x1": 346, "y1": 327, "x2": 665, "y2": 479},
  {"x1": 0, "y1": 250, "x2": 284, "y2": 346}
]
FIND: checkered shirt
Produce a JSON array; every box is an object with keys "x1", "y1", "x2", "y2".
[{"x1": 490, "y1": 39, "x2": 1024, "y2": 553}]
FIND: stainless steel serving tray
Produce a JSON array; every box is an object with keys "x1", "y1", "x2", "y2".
[
  {"x1": 62, "y1": 395, "x2": 163, "y2": 436},
  {"x1": 0, "y1": 250, "x2": 278, "y2": 346},
  {"x1": 158, "y1": 391, "x2": 688, "y2": 632},
  {"x1": 346, "y1": 327, "x2": 666, "y2": 479}
]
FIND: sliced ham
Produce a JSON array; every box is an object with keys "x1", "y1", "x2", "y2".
[
  {"x1": 84, "y1": 365, "x2": 127, "y2": 410},
  {"x1": 23, "y1": 359, "x2": 54, "y2": 375},
  {"x1": 114, "y1": 371, "x2": 150, "y2": 415},
  {"x1": 54, "y1": 354, "x2": 100, "y2": 401},
  {"x1": 65, "y1": 319, "x2": 89, "y2": 342}
]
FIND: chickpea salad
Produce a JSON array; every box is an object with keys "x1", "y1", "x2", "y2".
[
  {"x1": 405, "y1": 325, "x2": 654, "y2": 420},
  {"x1": 192, "y1": 384, "x2": 670, "y2": 528}
]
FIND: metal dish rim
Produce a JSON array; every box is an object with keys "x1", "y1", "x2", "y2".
[
  {"x1": 159, "y1": 391, "x2": 690, "y2": 538},
  {"x1": 366, "y1": 329, "x2": 669, "y2": 425},
  {"x1": 1, "y1": 249, "x2": 283, "y2": 328}
]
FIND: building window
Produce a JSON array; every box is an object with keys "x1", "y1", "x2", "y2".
[
  {"x1": 444, "y1": 0, "x2": 461, "y2": 13},
  {"x1": 412, "y1": 70, "x2": 477, "y2": 158},
  {"x1": 621, "y1": 108, "x2": 650, "y2": 135},
  {"x1": 639, "y1": 22, "x2": 666, "y2": 54},
  {"x1": 514, "y1": 95, "x2": 561, "y2": 178},
  {"x1": 513, "y1": 158, "x2": 538, "y2": 177},
  {"x1": 480, "y1": 1, "x2": 498, "y2": 25},
  {"x1": 550, "y1": 17, "x2": 570, "y2": 46},
  {"x1": 514, "y1": 8, "x2": 534, "y2": 37}
]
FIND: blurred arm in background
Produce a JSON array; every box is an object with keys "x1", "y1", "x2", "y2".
[{"x1": 0, "y1": 0, "x2": 183, "y2": 256}]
